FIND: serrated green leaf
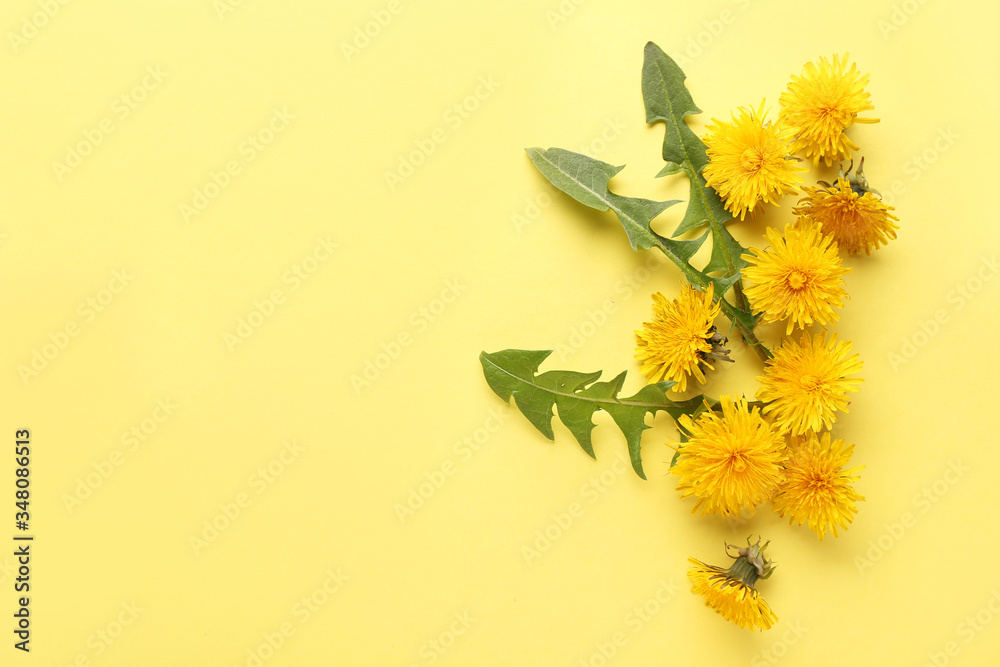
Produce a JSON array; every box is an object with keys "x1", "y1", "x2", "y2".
[
  {"x1": 655, "y1": 163, "x2": 684, "y2": 178},
  {"x1": 641, "y1": 43, "x2": 764, "y2": 343},
  {"x1": 703, "y1": 221, "x2": 750, "y2": 295},
  {"x1": 525, "y1": 147, "x2": 709, "y2": 284},
  {"x1": 703, "y1": 220, "x2": 746, "y2": 275},
  {"x1": 641, "y1": 42, "x2": 703, "y2": 170},
  {"x1": 641, "y1": 43, "x2": 730, "y2": 236},
  {"x1": 727, "y1": 305, "x2": 764, "y2": 337},
  {"x1": 480, "y1": 349, "x2": 714, "y2": 479},
  {"x1": 673, "y1": 164, "x2": 732, "y2": 237},
  {"x1": 525, "y1": 147, "x2": 622, "y2": 211}
]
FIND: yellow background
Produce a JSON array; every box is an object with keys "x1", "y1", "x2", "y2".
[{"x1": 1, "y1": 0, "x2": 998, "y2": 664}]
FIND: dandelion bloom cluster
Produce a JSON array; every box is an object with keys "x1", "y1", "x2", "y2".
[
  {"x1": 779, "y1": 54, "x2": 878, "y2": 166},
  {"x1": 702, "y1": 102, "x2": 804, "y2": 220},
  {"x1": 484, "y1": 45, "x2": 898, "y2": 634},
  {"x1": 742, "y1": 221, "x2": 850, "y2": 334}
]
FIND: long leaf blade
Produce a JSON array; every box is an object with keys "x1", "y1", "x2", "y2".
[
  {"x1": 480, "y1": 349, "x2": 712, "y2": 478},
  {"x1": 641, "y1": 42, "x2": 730, "y2": 234}
]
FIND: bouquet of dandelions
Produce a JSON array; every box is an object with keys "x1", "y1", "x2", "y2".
[{"x1": 480, "y1": 43, "x2": 898, "y2": 631}]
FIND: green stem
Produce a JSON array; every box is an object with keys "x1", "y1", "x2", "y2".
[
  {"x1": 648, "y1": 237, "x2": 707, "y2": 288},
  {"x1": 717, "y1": 298, "x2": 772, "y2": 362},
  {"x1": 733, "y1": 280, "x2": 750, "y2": 314},
  {"x1": 650, "y1": 232, "x2": 771, "y2": 362},
  {"x1": 677, "y1": 164, "x2": 769, "y2": 361}
]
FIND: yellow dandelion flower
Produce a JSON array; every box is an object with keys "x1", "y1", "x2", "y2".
[
  {"x1": 702, "y1": 101, "x2": 804, "y2": 220},
  {"x1": 742, "y1": 221, "x2": 850, "y2": 334},
  {"x1": 688, "y1": 538, "x2": 777, "y2": 631},
  {"x1": 634, "y1": 282, "x2": 731, "y2": 393},
  {"x1": 795, "y1": 160, "x2": 899, "y2": 255},
  {"x1": 757, "y1": 333, "x2": 863, "y2": 435},
  {"x1": 773, "y1": 432, "x2": 864, "y2": 539},
  {"x1": 779, "y1": 53, "x2": 878, "y2": 166},
  {"x1": 672, "y1": 396, "x2": 785, "y2": 516}
]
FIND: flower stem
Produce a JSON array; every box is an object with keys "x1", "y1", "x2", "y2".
[
  {"x1": 717, "y1": 295, "x2": 772, "y2": 362},
  {"x1": 733, "y1": 280, "x2": 750, "y2": 313},
  {"x1": 647, "y1": 238, "x2": 771, "y2": 362}
]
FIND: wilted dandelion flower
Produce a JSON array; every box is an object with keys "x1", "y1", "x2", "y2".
[
  {"x1": 795, "y1": 159, "x2": 899, "y2": 255},
  {"x1": 779, "y1": 54, "x2": 878, "y2": 166},
  {"x1": 702, "y1": 101, "x2": 804, "y2": 220},
  {"x1": 757, "y1": 333, "x2": 863, "y2": 435},
  {"x1": 773, "y1": 432, "x2": 864, "y2": 539},
  {"x1": 688, "y1": 538, "x2": 777, "y2": 631}
]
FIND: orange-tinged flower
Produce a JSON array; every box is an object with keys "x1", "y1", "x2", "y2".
[{"x1": 795, "y1": 161, "x2": 899, "y2": 255}]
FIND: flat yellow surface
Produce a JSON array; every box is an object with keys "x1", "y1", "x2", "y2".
[{"x1": 1, "y1": 0, "x2": 998, "y2": 664}]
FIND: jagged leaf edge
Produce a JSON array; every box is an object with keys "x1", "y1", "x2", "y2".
[{"x1": 480, "y1": 349, "x2": 712, "y2": 479}]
